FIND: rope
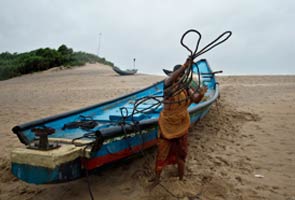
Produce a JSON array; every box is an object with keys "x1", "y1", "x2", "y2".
[
  {"x1": 62, "y1": 115, "x2": 99, "y2": 131},
  {"x1": 81, "y1": 146, "x2": 95, "y2": 200},
  {"x1": 167, "y1": 29, "x2": 232, "y2": 100}
]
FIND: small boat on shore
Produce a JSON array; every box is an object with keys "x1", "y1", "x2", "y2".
[
  {"x1": 11, "y1": 59, "x2": 220, "y2": 184},
  {"x1": 112, "y1": 66, "x2": 138, "y2": 75}
]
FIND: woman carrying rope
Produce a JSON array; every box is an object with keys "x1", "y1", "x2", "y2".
[{"x1": 150, "y1": 58, "x2": 207, "y2": 186}]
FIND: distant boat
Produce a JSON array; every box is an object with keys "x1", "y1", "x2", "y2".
[{"x1": 112, "y1": 66, "x2": 137, "y2": 76}]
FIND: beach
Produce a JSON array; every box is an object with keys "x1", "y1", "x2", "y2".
[{"x1": 0, "y1": 63, "x2": 294, "y2": 200}]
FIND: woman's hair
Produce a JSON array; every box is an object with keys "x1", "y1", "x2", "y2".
[
  {"x1": 163, "y1": 64, "x2": 182, "y2": 76},
  {"x1": 173, "y1": 64, "x2": 182, "y2": 72}
]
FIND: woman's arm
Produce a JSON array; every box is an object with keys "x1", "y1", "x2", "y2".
[{"x1": 164, "y1": 58, "x2": 192, "y2": 87}]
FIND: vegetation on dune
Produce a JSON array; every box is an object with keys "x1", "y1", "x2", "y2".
[{"x1": 0, "y1": 44, "x2": 114, "y2": 80}]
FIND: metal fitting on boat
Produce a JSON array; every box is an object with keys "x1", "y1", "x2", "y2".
[{"x1": 29, "y1": 127, "x2": 60, "y2": 150}]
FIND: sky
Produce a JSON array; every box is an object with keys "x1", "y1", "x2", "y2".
[{"x1": 0, "y1": 0, "x2": 294, "y2": 75}]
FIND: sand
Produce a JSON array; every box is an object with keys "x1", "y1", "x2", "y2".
[{"x1": 0, "y1": 63, "x2": 294, "y2": 200}]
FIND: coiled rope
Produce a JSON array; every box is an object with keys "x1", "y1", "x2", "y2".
[{"x1": 121, "y1": 29, "x2": 232, "y2": 120}]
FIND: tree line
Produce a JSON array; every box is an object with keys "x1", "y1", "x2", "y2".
[{"x1": 0, "y1": 44, "x2": 114, "y2": 80}]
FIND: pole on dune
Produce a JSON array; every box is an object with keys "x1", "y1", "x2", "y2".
[
  {"x1": 98, "y1": 32, "x2": 102, "y2": 57},
  {"x1": 133, "y1": 58, "x2": 136, "y2": 69}
]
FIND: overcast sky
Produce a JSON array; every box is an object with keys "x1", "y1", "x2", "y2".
[{"x1": 0, "y1": 0, "x2": 294, "y2": 75}]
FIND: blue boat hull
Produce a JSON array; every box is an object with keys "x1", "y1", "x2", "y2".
[{"x1": 11, "y1": 59, "x2": 219, "y2": 184}]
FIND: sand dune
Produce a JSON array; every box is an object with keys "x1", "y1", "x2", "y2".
[{"x1": 0, "y1": 64, "x2": 294, "y2": 200}]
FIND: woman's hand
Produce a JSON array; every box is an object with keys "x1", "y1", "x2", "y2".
[
  {"x1": 199, "y1": 86, "x2": 208, "y2": 95},
  {"x1": 189, "y1": 86, "x2": 207, "y2": 103},
  {"x1": 183, "y1": 57, "x2": 193, "y2": 69}
]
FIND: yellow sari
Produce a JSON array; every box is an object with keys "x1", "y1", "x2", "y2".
[{"x1": 158, "y1": 89, "x2": 191, "y2": 139}]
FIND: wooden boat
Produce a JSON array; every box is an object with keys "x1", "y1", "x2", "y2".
[
  {"x1": 112, "y1": 66, "x2": 138, "y2": 75},
  {"x1": 11, "y1": 59, "x2": 220, "y2": 184}
]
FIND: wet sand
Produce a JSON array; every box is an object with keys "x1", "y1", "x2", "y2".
[{"x1": 0, "y1": 64, "x2": 294, "y2": 200}]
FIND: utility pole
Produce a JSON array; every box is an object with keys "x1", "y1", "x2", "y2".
[
  {"x1": 98, "y1": 32, "x2": 102, "y2": 57},
  {"x1": 133, "y1": 58, "x2": 136, "y2": 69}
]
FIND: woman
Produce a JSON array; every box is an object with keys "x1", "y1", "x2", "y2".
[{"x1": 153, "y1": 59, "x2": 207, "y2": 184}]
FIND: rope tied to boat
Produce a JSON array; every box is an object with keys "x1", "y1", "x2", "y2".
[
  {"x1": 117, "y1": 29, "x2": 232, "y2": 118},
  {"x1": 62, "y1": 115, "x2": 99, "y2": 131}
]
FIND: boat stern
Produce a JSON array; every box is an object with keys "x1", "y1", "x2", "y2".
[{"x1": 11, "y1": 145, "x2": 84, "y2": 184}]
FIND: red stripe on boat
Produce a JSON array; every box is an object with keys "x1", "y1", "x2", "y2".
[{"x1": 85, "y1": 139, "x2": 157, "y2": 170}]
